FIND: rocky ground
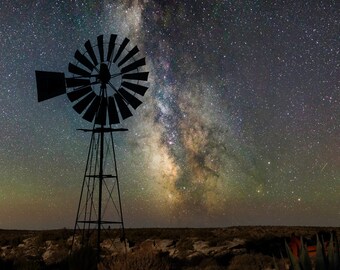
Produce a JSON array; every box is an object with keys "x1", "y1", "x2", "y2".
[{"x1": 0, "y1": 226, "x2": 339, "y2": 269}]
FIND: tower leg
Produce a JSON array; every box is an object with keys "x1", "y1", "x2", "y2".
[{"x1": 71, "y1": 128, "x2": 125, "y2": 261}]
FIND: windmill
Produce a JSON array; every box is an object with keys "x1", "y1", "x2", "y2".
[{"x1": 35, "y1": 34, "x2": 149, "y2": 258}]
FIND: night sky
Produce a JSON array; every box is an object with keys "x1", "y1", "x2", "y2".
[{"x1": 0, "y1": 1, "x2": 339, "y2": 229}]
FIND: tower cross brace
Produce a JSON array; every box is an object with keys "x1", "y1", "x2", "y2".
[{"x1": 71, "y1": 85, "x2": 127, "y2": 259}]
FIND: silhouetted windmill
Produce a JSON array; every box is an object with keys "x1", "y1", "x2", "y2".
[{"x1": 35, "y1": 34, "x2": 149, "y2": 259}]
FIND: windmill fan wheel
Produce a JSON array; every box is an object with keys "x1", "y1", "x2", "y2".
[{"x1": 66, "y1": 34, "x2": 149, "y2": 125}]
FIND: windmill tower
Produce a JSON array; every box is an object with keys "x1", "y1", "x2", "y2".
[{"x1": 35, "y1": 34, "x2": 149, "y2": 258}]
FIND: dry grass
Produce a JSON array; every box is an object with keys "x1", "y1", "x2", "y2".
[
  {"x1": 227, "y1": 253, "x2": 274, "y2": 270},
  {"x1": 103, "y1": 250, "x2": 172, "y2": 270}
]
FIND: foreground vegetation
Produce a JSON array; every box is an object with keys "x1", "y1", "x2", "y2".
[{"x1": 0, "y1": 226, "x2": 338, "y2": 269}]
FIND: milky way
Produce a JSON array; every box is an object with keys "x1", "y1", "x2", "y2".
[{"x1": 0, "y1": 1, "x2": 338, "y2": 229}]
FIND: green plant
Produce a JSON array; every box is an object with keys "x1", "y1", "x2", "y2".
[
  {"x1": 285, "y1": 240, "x2": 301, "y2": 270},
  {"x1": 285, "y1": 231, "x2": 340, "y2": 270},
  {"x1": 327, "y1": 232, "x2": 340, "y2": 270},
  {"x1": 299, "y1": 237, "x2": 312, "y2": 270}
]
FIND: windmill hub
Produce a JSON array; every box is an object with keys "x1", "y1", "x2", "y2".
[
  {"x1": 99, "y1": 63, "x2": 111, "y2": 85},
  {"x1": 36, "y1": 34, "x2": 149, "y2": 125}
]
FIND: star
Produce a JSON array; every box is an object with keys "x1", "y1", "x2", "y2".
[{"x1": 0, "y1": 0, "x2": 338, "y2": 229}]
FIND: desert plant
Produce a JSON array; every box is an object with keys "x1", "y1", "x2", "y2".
[
  {"x1": 68, "y1": 246, "x2": 97, "y2": 270},
  {"x1": 272, "y1": 254, "x2": 286, "y2": 270},
  {"x1": 228, "y1": 253, "x2": 273, "y2": 270},
  {"x1": 327, "y1": 231, "x2": 340, "y2": 270},
  {"x1": 108, "y1": 250, "x2": 172, "y2": 270},
  {"x1": 0, "y1": 258, "x2": 13, "y2": 270},
  {"x1": 13, "y1": 259, "x2": 42, "y2": 270},
  {"x1": 299, "y1": 237, "x2": 312, "y2": 270},
  {"x1": 285, "y1": 231, "x2": 340, "y2": 270},
  {"x1": 315, "y1": 234, "x2": 327, "y2": 270},
  {"x1": 285, "y1": 240, "x2": 301, "y2": 270}
]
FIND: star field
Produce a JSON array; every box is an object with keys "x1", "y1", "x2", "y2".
[{"x1": 0, "y1": 0, "x2": 338, "y2": 229}]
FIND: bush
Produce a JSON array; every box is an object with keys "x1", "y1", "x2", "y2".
[
  {"x1": 13, "y1": 259, "x2": 42, "y2": 270},
  {"x1": 227, "y1": 253, "x2": 273, "y2": 270},
  {"x1": 68, "y1": 246, "x2": 97, "y2": 270},
  {"x1": 107, "y1": 250, "x2": 172, "y2": 270}
]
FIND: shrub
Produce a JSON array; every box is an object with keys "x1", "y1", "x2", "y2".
[
  {"x1": 68, "y1": 246, "x2": 97, "y2": 270},
  {"x1": 107, "y1": 250, "x2": 172, "y2": 270},
  {"x1": 13, "y1": 259, "x2": 42, "y2": 270},
  {"x1": 227, "y1": 253, "x2": 273, "y2": 270}
]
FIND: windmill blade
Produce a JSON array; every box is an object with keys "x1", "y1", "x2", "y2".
[
  {"x1": 84, "y1": 40, "x2": 98, "y2": 66},
  {"x1": 68, "y1": 63, "x2": 91, "y2": 77},
  {"x1": 66, "y1": 78, "x2": 91, "y2": 88},
  {"x1": 108, "y1": 96, "x2": 120, "y2": 124},
  {"x1": 114, "y1": 93, "x2": 132, "y2": 120},
  {"x1": 107, "y1": 34, "x2": 117, "y2": 61},
  {"x1": 95, "y1": 97, "x2": 107, "y2": 125},
  {"x1": 122, "y1": 72, "x2": 149, "y2": 81},
  {"x1": 75, "y1": 81, "x2": 99, "y2": 89},
  {"x1": 121, "y1": 81, "x2": 148, "y2": 96},
  {"x1": 118, "y1": 88, "x2": 142, "y2": 109},
  {"x1": 67, "y1": 86, "x2": 92, "y2": 102},
  {"x1": 75, "y1": 50, "x2": 95, "y2": 71},
  {"x1": 113, "y1": 37, "x2": 129, "y2": 63},
  {"x1": 118, "y1": 46, "x2": 139, "y2": 67},
  {"x1": 97, "y1": 35, "x2": 104, "y2": 63},
  {"x1": 83, "y1": 95, "x2": 101, "y2": 123},
  {"x1": 73, "y1": 92, "x2": 96, "y2": 114},
  {"x1": 121, "y1": 58, "x2": 146, "y2": 74},
  {"x1": 35, "y1": 71, "x2": 66, "y2": 102}
]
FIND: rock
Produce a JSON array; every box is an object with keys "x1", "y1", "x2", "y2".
[
  {"x1": 139, "y1": 239, "x2": 155, "y2": 251},
  {"x1": 154, "y1": 239, "x2": 175, "y2": 251},
  {"x1": 101, "y1": 238, "x2": 129, "y2": 255},
  {"x1": 231, "y1": 248, "x2": 247, "y2": 255},
  {"x1": 1, "y1": 245, "x2": 11, "y2": 250},
  {"x1": 16, "y1": 237, "x2": 41, "y2": 259},
  {"x1": 193, "y1": 240, "x2": 210, "y2": 254},
  {"x1": 67, "y1": 235, "x2": 80, "y2": 250},
  {"x1": 226, "y1": 238, "x2": 246, "y2": 249},
  {"x1": 1, "y1": 245, "x2": 12, "y2": 259},
  {"x1": 153, "y1": 239, "x2": 176, "y2": 256},
  {"x1": 42, "y1": 241, "x2": 68, "y2": 265}
]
